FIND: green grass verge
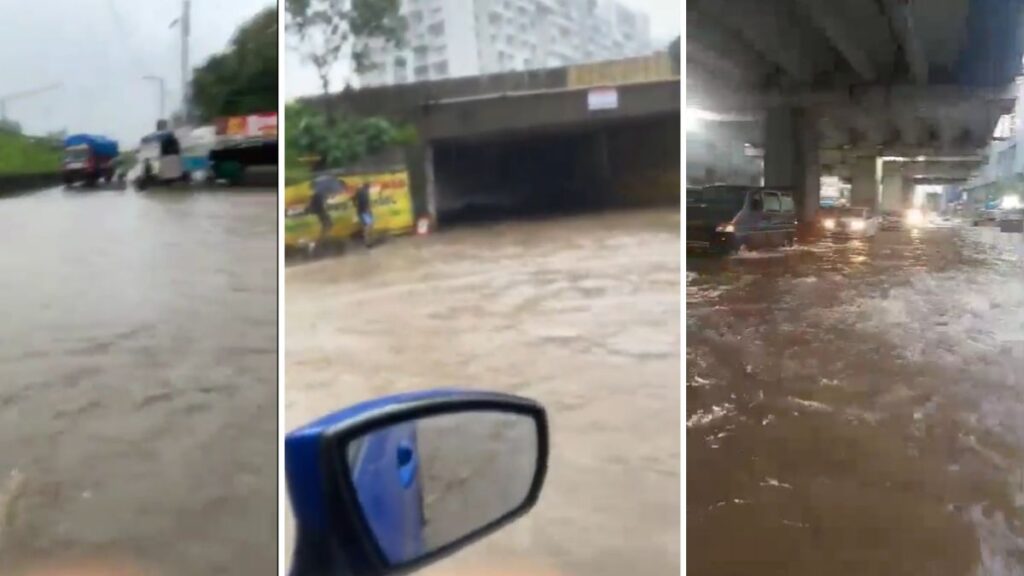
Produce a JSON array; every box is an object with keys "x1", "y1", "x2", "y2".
[{"x1": 0, "y1": 130, "x2": 61, "y2": 175}]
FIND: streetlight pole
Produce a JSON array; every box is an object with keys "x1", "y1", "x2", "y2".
[
  {"x1": 142, "y1": 75, "x2": 165, "y2": 123},
  {"x1": 181, "y1": 0, "x2": 191, "y2": 122}
]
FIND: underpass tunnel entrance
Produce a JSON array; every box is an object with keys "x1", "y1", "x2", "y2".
[{"x1": 430, "y1": 113, "x2": 679, "y2": 227}]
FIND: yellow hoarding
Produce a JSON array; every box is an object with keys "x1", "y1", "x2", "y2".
[
  {"x1": 284, "y1": 170, "x2": 415, "y2": 248},
  {"x1": 567, "y1": 53, "x2": 675, "y2": 88}
]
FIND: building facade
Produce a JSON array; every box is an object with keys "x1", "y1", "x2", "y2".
[
  {"x1": 359, "y1": 0, "x2": 652, "y2": 86},
  {"x1": 963, "y1": 77, "x2": 1024, "y2": 205}
]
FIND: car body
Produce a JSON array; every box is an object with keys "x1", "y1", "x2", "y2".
[
  {"x1": 287, "y1": 389, "x2": 549, "y2": 576},
  {"x1": 686, "y1": 185, "x2": 797, "y2": 253},
  {"x1": 973, "y1": 208, "x2": 1001, "y2": 226},
  {"x1": 821, "y1": 207, "x2": 879, "y2": 237},
  {"x1": 881, "y1": 210, "x2": 905, "y2": 231},
  {"x1": 998, "y1": 207, "x2": 1024, "y2": 232},
  {"x1": 348, "y1": 421, "x2": 426, "y2": 564}
]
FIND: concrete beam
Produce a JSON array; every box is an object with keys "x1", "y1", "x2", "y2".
[
  {"x1": 901, "y1": 163, "x2": 976, "y2": 179},
  {"x1": 881, "y1": 0, "x2": 929, "y2": 84},
  {"x1": 912, "y1": 176, "x2": 969, "y2": 185},
  {"x1": 690, "y1": 0, "x2": 827, "y2": 84},
  {"x1": 690, "y1": 84, "x2": 1015, "y2": 115},
  {"x1": 686, "y1": 56, "x2": 755, "y2": 93},
  {"x1": 794, "y1": 0, "x2": 877, "y2": 80},
  {"x1": 419, "y1": 80, "x2": 679, "y2": 141},
  {"x1": 686, "y1": 8, "x2": 773, "y2": 86}
]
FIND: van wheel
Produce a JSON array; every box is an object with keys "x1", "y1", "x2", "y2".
[{"x1": 784, "y1": 234, "x2": 796, "y2": 248}]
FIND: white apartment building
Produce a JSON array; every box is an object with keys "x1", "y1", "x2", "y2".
[{"x1": 359, "y1": 0, "x2": 652, "y2": 86}]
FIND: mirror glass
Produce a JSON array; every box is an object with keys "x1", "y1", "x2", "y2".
[{"x1": 345, "y1": 410, "x2": 538, "y2": 565}]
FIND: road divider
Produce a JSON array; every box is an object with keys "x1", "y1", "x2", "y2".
[{"x1": 0, "y1": 172, "x2": 62, "y2": 196}]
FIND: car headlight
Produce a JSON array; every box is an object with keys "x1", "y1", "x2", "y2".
[
  {"x1": 823, "y1": 218, "x2": 836, "y2": 230},
  {"x1": 848, "y1": 218, "x2": 865, "y2": 231},
  {"x1": 715, "y1": 223, "x2": 735, "y2": 233},
  {"x1": 906, "y1": 209, "x2": 924, "y2": 226}
]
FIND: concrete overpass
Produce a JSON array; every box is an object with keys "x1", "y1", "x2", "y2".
[
  {"x1": 687, "y1": 0, "x2": 1024, "y2": 219},
  {"x1": 311, "y1": 54, "x2": 680, "y2": 224}
]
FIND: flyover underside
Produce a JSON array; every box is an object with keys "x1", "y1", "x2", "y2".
[
  {"x1": 688, "y1": 86, "x2": 1013, "y2": 158},
  {"x1": 688, "y1": 0, "x2": 1024, "y2": 93},
  {"x1": 687, "y1": 0, "x2": 1024, "y2": 212}
]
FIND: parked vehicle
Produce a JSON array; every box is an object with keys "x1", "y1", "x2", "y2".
[
  {"x1": 62, "y1": 134, "x2": 118, "y2": 187},
  {"x1": 134, "y1": 130, "x2": 185, "y2": 189},
  {"x1": 974, "y1": 209, "x2": 1001, "y2": 227},
  {"x1": 821, "y1": 207, "x2": 879, "y2": 237},
  {"x1": 881, "y1": 210, "x2": 905, "y2": 231},
  {"x1": 287, "y1": 389, "x2": 548, "y2": 576},
  {"x1": 686, "y1": 185, "x2": 797, "y2": 253},
  {"x1": 998, "y1": 207, "x2": 1024, "y2": 232}
]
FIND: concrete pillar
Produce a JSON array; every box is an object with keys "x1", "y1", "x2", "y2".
[
  {"x1": 850, "y1": 156, "x2": 880, "y2": 210},
  {"x1": 423, "y1": 144, "x2": 438, "y2": 223},
  {"x1": 880, "y1": 162, "x2": 905, "y2": 212},
  {"x1": 764, "y1": 107, "x2": 820, "y2": 222}
]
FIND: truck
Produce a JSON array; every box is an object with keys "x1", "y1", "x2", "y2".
[
  {"x1": 62, "y1": 134, "x2": 118, "y2": 187},
  {"x1": 208, "y1": 112, "x2": 277, "y2": 186}
]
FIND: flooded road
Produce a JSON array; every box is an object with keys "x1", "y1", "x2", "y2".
[
  {"x1": 0, "y1": 186, "x2": 276, "y2": 575},
  {"x1": 687, "y1": 226, "x2": 1024, "y2": 575},
  {"x1": 286, "y1": 210, "x2": 681, "y2": 575}
]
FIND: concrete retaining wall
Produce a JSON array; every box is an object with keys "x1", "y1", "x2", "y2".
[{"x1": 0, "y1": 172, "x2": 61, "y2": 196}]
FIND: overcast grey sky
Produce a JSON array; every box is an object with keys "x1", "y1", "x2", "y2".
[
  {"x1": 285, "y1": 0, "x2": 681, "y2": 100},
  {"x1": 0, "y1": 0, "x2": 274, "y2": 145}
]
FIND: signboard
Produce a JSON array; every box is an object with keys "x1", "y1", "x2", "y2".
[
  {"x1": 284, "y1": 170, "x2": 415, "y2": 248},
  {"x1": 217, "y1": 112, "x2": 278, "y2": 139},
  {"x1": 587, "y1": 88, "x2": 619, "y2": 111}
]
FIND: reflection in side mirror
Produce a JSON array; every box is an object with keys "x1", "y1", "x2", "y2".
[{"x1": 345, "y1": 411, "x2": 539, "y2": 566}]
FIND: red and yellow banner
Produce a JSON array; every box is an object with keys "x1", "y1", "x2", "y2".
[
  {"x1": 217, "y1": 112, "x2": 278, "y2": 139},
  {"x1": 284, "y1": 170, "x2": 415, "y2": 247}
]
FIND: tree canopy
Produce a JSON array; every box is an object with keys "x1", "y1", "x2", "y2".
[
  {"x1": 286, "y1": 0, "x2": 404, "y2": 109},
  {"x1": 285, "y1": 102, "x2": 418, "y2": 183},
  {"x1": 191, "y1": 6, "x2": 278, "y2": 122}
]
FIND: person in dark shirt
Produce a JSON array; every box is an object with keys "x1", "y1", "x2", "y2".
[
  {"x1": 309, "y1": 164, "x2": 345, "y2": 248},
  {"x1": 353, "y1": 182, "x2": 374, "y2": 247}
]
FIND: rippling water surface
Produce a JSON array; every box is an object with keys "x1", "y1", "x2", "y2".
[
  {"x1": 688, "y1": 226, "x2": 1024, "y2": 575},
  {"x1": 287, "y1": 210, "x2": 681, "y2": 575},
  {"x1": 0, "y1": 187, "x2": 277, "y2": 575}
]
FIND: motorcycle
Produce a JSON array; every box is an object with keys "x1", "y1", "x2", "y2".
[{"x1": 287, "y1": 389, "x2": 549, "y2": 576}]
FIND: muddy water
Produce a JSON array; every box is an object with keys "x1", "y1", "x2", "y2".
[
  {"x1": 0, "y1": 187, "x2": 277, "y2": 575},
  {"x1": 286, "y1": 210, "x2": 681, "y2": 575},
  {"x1": 687, "y1": 226, "x2": 1024, "y2": 575}
]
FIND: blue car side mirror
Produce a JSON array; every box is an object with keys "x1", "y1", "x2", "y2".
[{"x1": 287, "y1": 389, "x2": 549, "y2": 576}]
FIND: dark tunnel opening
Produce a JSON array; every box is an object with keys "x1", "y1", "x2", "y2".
[{"x1": 430, "y1": 114, "x2": 680, "y2": 227}]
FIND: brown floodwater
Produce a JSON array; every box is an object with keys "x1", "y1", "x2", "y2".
[
  {"x1": 286, "y1": 209, "x2": 681, "y2": 575},
  {"x1": 687, "y1": 225, "x2": 1024, "y2": 575},
  {"x1": 0, "y1": 186, "x2": 277, "y2": 575}
]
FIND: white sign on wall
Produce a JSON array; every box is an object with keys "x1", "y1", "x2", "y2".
[{"x1": 587, "y1": 87, "x2": 619, "y2": 111}]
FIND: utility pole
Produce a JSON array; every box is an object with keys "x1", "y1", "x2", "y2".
[{"x1": 181, "y1": 0, "x2": 191, "y2": 122}]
